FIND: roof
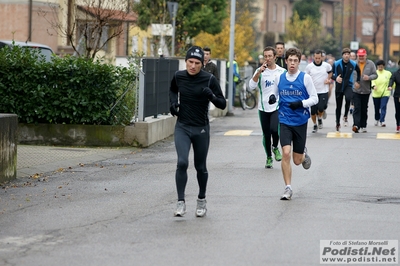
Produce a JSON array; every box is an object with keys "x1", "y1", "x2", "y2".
[{"x1": 77, "y1": 5, "x2": 137, "y2": 23}]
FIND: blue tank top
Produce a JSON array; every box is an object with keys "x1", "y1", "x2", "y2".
[{"x1": 278, "y1": 72, "x2": 310, "y2": 126}]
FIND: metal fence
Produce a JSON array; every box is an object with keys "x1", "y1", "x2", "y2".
[
  {"x1": 107, "y1": 57, "x2": 179, "y2": 125},
  {"x1": 108, "y1": 77, "x2": 138, "y2": 126},
  {"x1": 108, "y1": 57, "x2": 235, "y2": 124}
]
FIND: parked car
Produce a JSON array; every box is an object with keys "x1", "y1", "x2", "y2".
[{"x1": 0, "y1": 40, "x2": 53, "y2": 62}]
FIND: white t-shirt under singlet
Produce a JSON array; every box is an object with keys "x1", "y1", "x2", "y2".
[
  {"x1": 249, "y1": 65, "x2": 286, "y2": 112},
  {"x1": 304, "y1": 61, "x2": 332, "y2": 94}
]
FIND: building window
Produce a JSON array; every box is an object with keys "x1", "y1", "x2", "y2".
[
  {"x1": 132, "y1": 36, "x2": 138, "y2": 52},
  {"x1": 362, "y1": 19, "x2": 373, "y2": 36},
  {"x1": 282, "y1": 5, "x2": 286, "y2": 32},
  {"x1": 322, "y1": 10, "x2": 327, "y2": 27},
  {"x1": 273, "y1": 4, "x2": 277, "y2": 23},
  {"x1": 143, "y1": 38, "x2": 148, "y2": 55},
  {"x1": 393, "y1": 20, "x2": 400, "y2": 37}
]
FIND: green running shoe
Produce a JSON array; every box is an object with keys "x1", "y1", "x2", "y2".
[
  {"x1": 265, "y1": 156, "x2": 273, "y2": 169},
  {"x1": 272, "y1": 147, "x2": 282, "y2": 161}
]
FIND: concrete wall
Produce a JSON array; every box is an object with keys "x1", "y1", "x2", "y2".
[
  {"x1": 0, "y1": 114, "x2": 18, "y2": 183},
  {"x1": 18, "y1": 114, "x2": 177, "y2": 148},
  {"x1": 124, "y1": 115, "x2": 176, "y2": 147}
]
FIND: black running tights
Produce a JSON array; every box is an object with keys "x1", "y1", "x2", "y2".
[
  {"x1": 258, "y1": 110, "x2": 279, "y2": 157},
  {"x1": 174, "y1": 122, "x2": 210, "y2": 201},
  {"x1": 335, "y1": 87, "x2": 353, "y2": 125}
]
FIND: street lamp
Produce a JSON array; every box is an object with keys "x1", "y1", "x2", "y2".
[{"x1": 167, "y1": 2, "x2": 178, "y2": 57}]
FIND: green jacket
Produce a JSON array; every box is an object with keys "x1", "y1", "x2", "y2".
[{"x1": 371, "y1": 69, "x2": 392, "y2": 98}]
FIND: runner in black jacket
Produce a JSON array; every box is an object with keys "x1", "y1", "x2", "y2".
[
  {"x1": 388, "y1": 61, "x2": 400, "y2": 132},
  {"x1": 331, "y1": 48, "x2": 361, "y2": 132},
  {"x1": 169, "y1": 46, "x2": 226, "y2": 218}
]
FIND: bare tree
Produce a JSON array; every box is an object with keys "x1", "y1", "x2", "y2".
[
  {"x1": 368, "y1": 1, "x2": 395, "y2": 55},
  {"x1": 39, "y1": 0, "x2": 136, "y2": 59}
]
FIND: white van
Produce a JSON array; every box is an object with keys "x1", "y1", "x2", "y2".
[{"x1": 0, "y1": 40, "x2": 53, "y2": 62}]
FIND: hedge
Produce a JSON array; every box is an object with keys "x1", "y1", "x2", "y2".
[{"x1": 0, "y1": 45, "x2": 137, "y2": 125}]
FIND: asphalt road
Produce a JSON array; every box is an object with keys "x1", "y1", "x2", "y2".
[{"x1": 1, "y1": 97, "x2": 399, "y2": 266}]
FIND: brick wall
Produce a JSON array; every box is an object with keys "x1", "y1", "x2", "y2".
[
  {"x1": 1, "y1": 2, "x2": 130, "y2": 60},
  {"x1": 0, "y1": 2, "x2": 59, "y2": 52}
]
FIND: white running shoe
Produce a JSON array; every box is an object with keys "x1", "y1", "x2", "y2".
[
  {"x1": 280, "y1": 187, "x2": 293, "y2": 200},
  {"x1": 312, "y1": 124, "x2": 318, "y2": 133},
  {"x1": 318, "y1": 119, "x2": 323, "y2": 129},
  {"x1": 196, "y1": 199, "x2": 207, "y2": 217},
  {"x1": 174, "y1": 201, "x2": 186, "y2": 217}
]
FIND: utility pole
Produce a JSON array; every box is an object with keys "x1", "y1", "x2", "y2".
[
  {"x1": 353, "y1": 0, "x2": 357, "y2": 42},
  {"x1": 227, "y1": 0, "x2": 236, "y2": 115},
  {"x1": 339, "y1": 0, "x2": 344, "y2": 52},
  {"x1": 28, "y1": 0, "x2": 32, "y2": 41},
  {"x1": 383, "y1": 0, "x2": 391, "y2": 63}
]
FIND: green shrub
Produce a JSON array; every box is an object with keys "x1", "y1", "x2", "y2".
[{"x1": 0, "y1": 45, "x2": 137, "y2": 125}]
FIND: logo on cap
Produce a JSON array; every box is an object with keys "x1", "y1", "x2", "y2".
[
  {"x1": 190, "y1": 50, "x2": 203, "y2": 59},
  {"x1": 357, "y1": 48, "x2": 367, "y2": 55}
]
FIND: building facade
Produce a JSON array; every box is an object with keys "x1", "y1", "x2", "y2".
[
  {"x1": 4, "y1": 0, "x2": 398, "y2": 62},
  {"x1": 341, "y1": 0, "x2": 400, "y2": 60},
  {"x1": 0, "y1": 0, "x2": 135, "y2": 60},
  {"x1": 254, "y1": 0, "x2": 338, "y2": 51}
]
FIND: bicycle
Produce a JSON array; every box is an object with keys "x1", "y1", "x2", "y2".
[{"x1": 237, "y1": 77, "x2": 257, "y2": 110}]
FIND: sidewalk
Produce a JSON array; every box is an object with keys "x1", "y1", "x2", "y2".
[{"x1": 16, "y1": 145, "x2": 136, "y2": 179}]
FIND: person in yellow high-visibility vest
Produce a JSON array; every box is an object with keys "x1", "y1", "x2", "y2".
[{"x1": 227, "y1": 54, "x2": 241, "y2": 105}]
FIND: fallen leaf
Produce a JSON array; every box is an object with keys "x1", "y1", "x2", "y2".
[{"x1": 31, "y1": 173, "x2": 41, "y2": 179}]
